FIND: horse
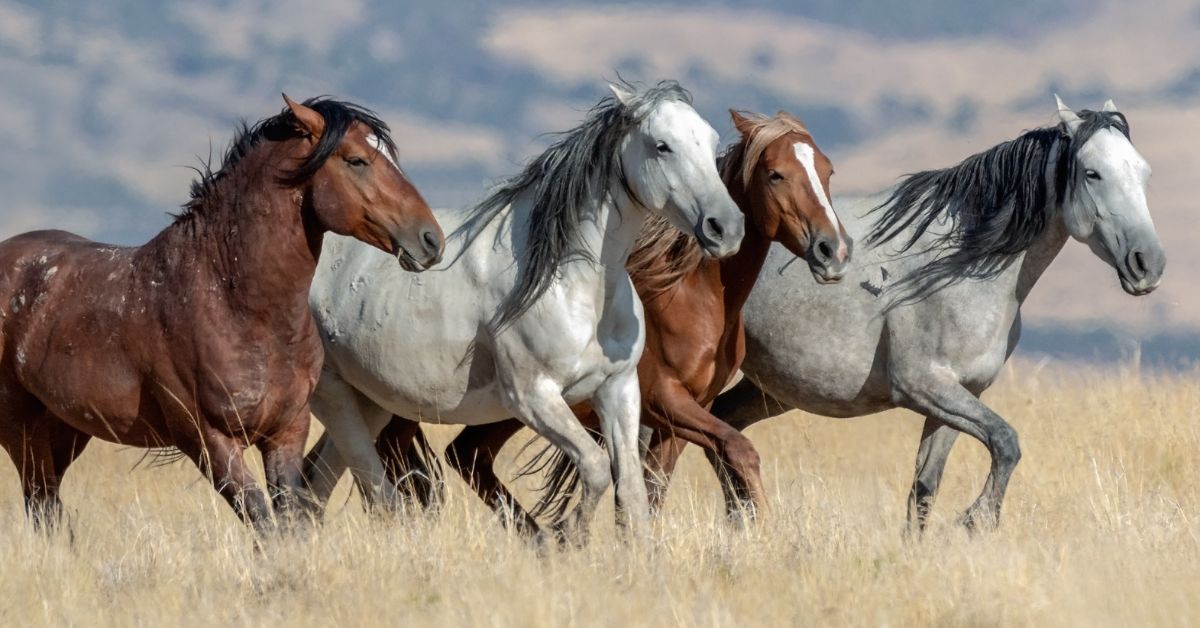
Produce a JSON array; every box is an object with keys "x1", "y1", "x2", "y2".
[
  {"x1": 654, "y1": 96, "x2": 1164, "y2": 531},
  {"x1": 301, "y1": 81, "x2": 744, "y2": 539},
  {"x1": 365, "y1": 109, "x2": 853, "y2": 531},
  {"x1": 0, "y1": 95, "x2": 444, "y2": 533}
]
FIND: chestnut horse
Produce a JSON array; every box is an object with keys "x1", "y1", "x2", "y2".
[
  {"x1": 0, "y1": 95, "x2": 443, "y2": 532},
  {"x1": 363, "y1": 110, "x2": 851, "y2": 532}
]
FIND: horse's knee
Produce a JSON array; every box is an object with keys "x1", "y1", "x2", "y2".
[
  {"x1": 577, "y1": 453, "x2": 610, "y2": 497},
  {"x1": 722, "y1": 431, "x2": 762, "y2": 474},
  {"x1": 992, "y1": 424, "x2": 1021, "y2": 469}
]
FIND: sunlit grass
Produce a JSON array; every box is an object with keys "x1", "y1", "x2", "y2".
[{"x1": 0, "y1": 361, "x2": 1197, "y2": 626}]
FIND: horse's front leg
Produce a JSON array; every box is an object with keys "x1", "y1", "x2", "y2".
[
  {"x1": 505, "y1": 377, "x2": 610, "y2": 545},
  {"x1": 646, "y1": 379, "x2": 767, "y2": 523},
  {"x1": 893, "y1": 372, "x2": 1019, "y2": 531},
  {"x1": 261, "y1": 405, "x2": 313, "y2": 529},
  {"x1": 177, "y1": 427, "x2": 274, "y2": 534},
  {"x1": 592, "y1": 370, "x2": 651, "y2": 535}
]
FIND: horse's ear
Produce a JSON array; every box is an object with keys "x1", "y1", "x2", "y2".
[
  {"x1": 608, "y1": 83, "x2": 636, "y2": 107},
  {"x1": 1102, "y1": 98, "x2": 1119, "y2": 113},
  {"x1": 283, "y1": 93, "x2": 325, "y2": 139},
  {"x1": 730, "y1": 109, "x2": 755, "y2": 137},
  {"x1": 1054, "y1": 93, "x2": 1082, "y2": 133}
]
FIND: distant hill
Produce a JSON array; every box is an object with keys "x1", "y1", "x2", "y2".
[{"x1": 1, "y1": 0, "x2": 1196, "y2": 361}]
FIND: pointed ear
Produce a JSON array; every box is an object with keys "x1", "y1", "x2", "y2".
[
  {"x1": 282, "y1": 93, "x2": 325, "y2": 138},
  {"x1": 730, "y1": 109, "x2": 755, "y2": 137},
  {"x1": 608, "y1": 83, "x2": 636, "y2": 107},
  {"x1": 1102, "y1": 98, "x2": 1118, "y2": 113},
  {"x1": 1054, "y1": 93, "x2": 1082, "y2": 133}
]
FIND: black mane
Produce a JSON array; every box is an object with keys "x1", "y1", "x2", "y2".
[
  {"x1": 866, "y1": 109, "x2": 1130, "y2": 300},
  {"x1": 178, "y1": 97, "x2": 397, "y2": 220}
]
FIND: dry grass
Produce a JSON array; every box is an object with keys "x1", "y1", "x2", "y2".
[{"x1": 1, "y1": 362, "x2": 1197, "y2": 627}]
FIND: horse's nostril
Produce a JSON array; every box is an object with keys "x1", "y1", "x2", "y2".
[
  {"x1": 1133, "y1": 251, "x2": 1147, "y2": 276},
  {"x1": 422, "y1": 229, "x2": 440, "y2": 253},
  {"x1": 817, "y1": 239, "x2": 834, "y2": 262},
  {"x1": 705, "y1": 217, "x2": 725, "y2": 241}
]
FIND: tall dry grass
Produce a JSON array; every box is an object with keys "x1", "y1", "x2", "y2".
[{"x1": 0, "y1": 362, "x2": 1197, "y2": 627}]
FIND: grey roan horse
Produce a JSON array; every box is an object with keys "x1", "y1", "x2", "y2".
[{"x1": 644, "y1": 96, "x2": 1165, "y2": 532}]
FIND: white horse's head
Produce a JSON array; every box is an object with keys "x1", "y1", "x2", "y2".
[
  {"x1": 1056, "y1": 95, "x2": 1165, "y2": 295},
  {"x1": 610, "y1": 83, "x2": 744, "y2": 258}
]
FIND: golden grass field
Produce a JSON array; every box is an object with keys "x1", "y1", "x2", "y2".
[{"x1": 0, "y1": 362, "x2": 1197, "y2": 627}]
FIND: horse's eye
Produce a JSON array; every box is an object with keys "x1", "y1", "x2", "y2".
[
  {"x1": 768, "y1": 170, "x2": 784, "y2": 183},
  {"x1": 346, "y1": 156, "x2": 369, "y2": 168},
  {"x1": 655, "y1": 141, "x2": 672, "y2": 154},
  {"x1": 1085, "y1": 168, "x2": 1101, "y2": 181}
]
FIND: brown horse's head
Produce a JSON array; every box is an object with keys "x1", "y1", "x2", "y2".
[
  {"x1": 729, "y1": 110, "x2": 851, "y2": 283},
  {"x1": 282, "y1": 94, "x2": 444, "y2": 271}
]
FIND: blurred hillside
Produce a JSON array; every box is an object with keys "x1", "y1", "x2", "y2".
[{"x1": 0, "y1": 0, "x2": 1196, "y2": 363}]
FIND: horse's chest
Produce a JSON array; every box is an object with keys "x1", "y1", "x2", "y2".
[{"x1": 196, "y1": 326, "x2": 321, "y2": 433}]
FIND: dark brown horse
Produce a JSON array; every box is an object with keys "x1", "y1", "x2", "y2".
[
  {"x1": 362, "y1": 110, "x2": 850, "y2": 532},
  {"x1": 0, "y1": 95, "x2": 443, "y2": 532}
]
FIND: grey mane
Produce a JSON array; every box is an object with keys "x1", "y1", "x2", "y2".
[
  {"x1": 455, "y1": 80, "x2": 693, "y2": 330},
  {"x1": 867, "y1": 109, "x2": 1130, "y2": 302}
]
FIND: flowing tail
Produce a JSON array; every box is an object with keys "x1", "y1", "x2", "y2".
[{"x1": 513, "y1": 428, "x2": 603, "y2": 522}]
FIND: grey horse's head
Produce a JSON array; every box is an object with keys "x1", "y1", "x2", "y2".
[
  {"x1": 1056, "y1": 96, "x2": 1164, "y2": 296},
  {"x1": 611, "y1": 83, "x2": 744, "y2": 258}
]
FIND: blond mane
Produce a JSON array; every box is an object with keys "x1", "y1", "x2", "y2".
[{"x1": 627, "y1": 111, "x2": 810, "y2": 299}]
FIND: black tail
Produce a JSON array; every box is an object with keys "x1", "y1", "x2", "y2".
[{"x1": 513, "y1": 429, "x2": 604, "y2": 522}]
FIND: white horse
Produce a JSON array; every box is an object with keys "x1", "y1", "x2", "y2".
[{"x1": 303, "y1": 81, "x2": 744, "y2": 537}]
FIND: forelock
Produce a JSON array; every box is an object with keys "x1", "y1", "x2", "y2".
[{"x1": 732, "y1": 112, "x2": 812, "y2": 188}]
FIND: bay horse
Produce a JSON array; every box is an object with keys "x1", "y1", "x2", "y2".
[
  {"x1": 361, "y1": 109, "x2": 852, "y2": 532},
  {"x1": 301, "y1": 81, "x2": 744, "y2": 539},
  {"x1": 669, "y1": 97, "x2": 1164, "y2": 531},
  {"x1": 0, "y1": 95, "x2": 444, "y2": 533}
]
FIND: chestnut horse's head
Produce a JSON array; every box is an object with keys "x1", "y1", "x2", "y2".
[
  {"x1": 728, "y1": 110, "x2": 851, "y2": 283},
  {"x1": 281, "y1": 95, "x2": 444, "y2": 271}
]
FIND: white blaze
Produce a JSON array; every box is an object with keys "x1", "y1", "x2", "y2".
[
  {"x1": 367, "y1": 134, "x2": 404, "y2": 175},
  {"x1": 793, "y1": 141, "x2": 847, "y2": 257}
]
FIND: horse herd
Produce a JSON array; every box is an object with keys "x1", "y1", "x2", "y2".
[{"x1": 0, "y1": 81, "x2": 1164, "y2": 544}]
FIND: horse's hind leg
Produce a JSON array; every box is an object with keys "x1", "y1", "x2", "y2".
[
  {"x1": 906, "y1": 417, "x2": 959, "y2": 535},
  {"x1": 301, "y1": 432, "x2": 343, "y2": 511},
  {"x1": 642, "y1": 429, "x2": 686, "y2": 513},
  {"x1": 439, "y1": 420, "x2": 540, "y2": 535},
  {"x1": 376, "y1": 416, "x2": 445, "y2": 509},
  {"x1": 308, "y1": 372, "x2": 401, "y2": 512}
]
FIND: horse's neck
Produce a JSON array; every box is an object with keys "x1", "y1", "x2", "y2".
[
  {"x1": 1015, "y1": 213, "x2": 1070, "y2": 304},
  {"x1": 716, "y1": 191, "x2": 771, "y2": 323},
  {"x1": 1014, "y1": 142, "x2": 1072, "y2": 305},
  {"x1": 155, "y1": 153, "x2": 320, "y2": 316},
  {"x1": 571, "y1": 185, "x2": 648, "y2": 284}
]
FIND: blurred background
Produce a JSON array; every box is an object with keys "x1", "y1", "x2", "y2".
[{"x1": 0, "y1": 0, "x2": 1197, "y2": 366}]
